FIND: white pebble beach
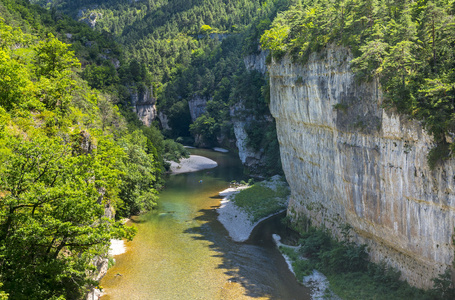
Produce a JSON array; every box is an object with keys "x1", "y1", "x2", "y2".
[{"x1": 168, "y1": 155, "x2": 218, "y2": 174}]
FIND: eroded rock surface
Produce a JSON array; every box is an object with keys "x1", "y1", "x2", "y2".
[{"x1": 268, "y1": 45, "x2": 455, "y2": 288}]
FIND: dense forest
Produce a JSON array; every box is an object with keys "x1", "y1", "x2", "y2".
[
  {"x1": 0, "y1": 0, "x2": 189, "y2": 298},
  {"x1": 34, "y1": 0, "x2": 289, "y2": 176}
]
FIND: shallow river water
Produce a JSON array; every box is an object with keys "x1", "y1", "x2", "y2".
[{"x1": 100, "y1": 149, "x2": 310, "y2": 300}]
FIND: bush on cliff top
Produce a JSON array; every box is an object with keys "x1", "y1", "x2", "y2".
[{"x1": 261, "y1": 0, "x2": 455, "y2": 168}]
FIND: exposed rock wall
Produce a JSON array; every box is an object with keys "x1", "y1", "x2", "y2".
[
  {"x1": 188, "y1": 96, "x2": 208, "y2": 122},
  {"x1": 268, "y1": 45, "x2": 455, "y2": 288},
  {"x1": 229, "y1": 50, "x2": 271, "y2": 174},
  {"x1": 244, "y1": 49, "x2": 269, "y2": 74},
  {"x1": 230, "y1": 103, "x2": 264, "y2": 171},
  {"x1": 131, "y1": 85, "x2": 157, "y2": 127},
  {"x1": 77, "y1": 9, "x2": 102, "y2": 28},
  {"x1": 158, "y1": 111, "x2": 171, "y2": 131}
]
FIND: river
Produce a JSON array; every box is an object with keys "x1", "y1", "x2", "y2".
[{"x1": 100, "y1": 149, "x2": 310, "y2": 299}]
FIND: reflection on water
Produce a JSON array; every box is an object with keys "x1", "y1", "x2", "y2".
[{"x1": 100, "y1": 149, "x2": 310, "y2": 299}]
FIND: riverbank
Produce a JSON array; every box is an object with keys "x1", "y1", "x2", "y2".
[
  {"x1": 217, "y1": 175, "x2": 289, "y2": 242},
  {"x1": 273, "y1": 234, "x2": 338, "y2": 300},
  {"x1": 168, "y1": 155, "x2": 218, "y2": 174},
  {"x1": 109, "y1": 239, "x2": 126, "y2": 256},
  {"x1": 274, "y1": 226, "x2": 443, "y2": 300}
]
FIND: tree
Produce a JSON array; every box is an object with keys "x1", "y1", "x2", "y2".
[
  {"x1": 420, "y1": 1, "x2": 446, "y2": 72},
  {"x1": 117, "y1": 131, "x2": 159, "y2": 216},
  {"x1": 351, "y1": 39, "x2": 389, "y2": 79},
  {"x1": 0, "y1": 130, "x2": 135, "y2": 299},
  {"x1": 33, "y1": 33, "x2": 80, "y2": 79}
]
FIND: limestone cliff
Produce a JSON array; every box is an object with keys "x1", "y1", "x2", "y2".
[
  {"x1": 228, "y1": 50, "x2": 276, "y2": 175},
  {"x1": 268, "y1": 45, "x2": 455, "y2": 288},
  {"x1": 243, "y1": 49, "x2": 269, "y2": 75},
  {"x1": 230, "y1": 102, "x2": 265, "y2": 172},
  {"x1": 131, "y1": 85, "x2": 157, "y2": 127},
  {"x1": 188, "y1": 95, "x2": 208, "y2": 122}
]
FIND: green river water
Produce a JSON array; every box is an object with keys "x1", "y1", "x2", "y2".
[{"x1": 100, "y1": 149, "x2": 310, "y2": 299}]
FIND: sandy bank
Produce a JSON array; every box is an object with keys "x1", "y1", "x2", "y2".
[
  {"x1": 217, "y1": 185, "x2": 286, "y2": 242},
  {"x1": 108, "y1": 239, "x2": 126, "y2": 256},
  {"x1": 168, "y1": 155, "x2": 218, "y2": 174}
]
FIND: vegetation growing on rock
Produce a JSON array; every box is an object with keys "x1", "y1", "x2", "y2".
[{"x1": 262, "y1": 0, "x2": 455, "y2": 168}]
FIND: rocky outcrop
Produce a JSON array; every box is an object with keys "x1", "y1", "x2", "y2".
[
  {"x1": 86, "y1": 256, "x2": 109, "y2": 300},
  {"x1": 227, "y1": 49, "x2": 275, "y2": 175},
  {"x1": 77, "y1": 9, "x2": 102, "y2": 28},
  {"x1": 158, "y1": 111, "x2": 171, "y2": 131},
  {"x1": 268, "y1": 45, "x2": 455, "y2": 289},
  {"x1": 230, "y1": 103, "x2": 265, "y2": 173},
  {"x1": 131, "y1": 85, "x2": 157, "y2": 127},
  {"x1": 188, "y1": 95, "x2": 208, "y2": 122},
  {"x1": 244, "y1": 50, "x2": 269, "y2": 74}
]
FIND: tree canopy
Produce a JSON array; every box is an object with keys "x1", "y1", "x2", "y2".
[{"x1": 262, "y1": 0, "x2": 455, "y2": 167}]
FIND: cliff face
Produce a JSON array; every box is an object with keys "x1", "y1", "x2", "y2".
[
  {"x1": 188, "y1": 95, "x2": 208, "y2": 122},
  {"x1": 230, "y1": 102, "x2": 265, "y2": 171},
  {"x1": 131, "y1": 85, "x2": 157, "y2": 127},
  {"x1": 268, "y1": 45, "x2": 455, "y2": 288},
  {"x1": 228, "y1": 50, "x2": 272, "y2": 175},
  {"x1": 244, "y1": 50, "x2": 269, "y2": 75}
]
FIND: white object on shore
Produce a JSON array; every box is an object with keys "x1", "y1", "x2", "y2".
[
  {"x1": 213, "y1": 147, "x2": 229, "y2": 153},
  {"x1": 109, "y1": 239, "x2": 126, "y2": 256},
  {"x1": 168, "y1": 155, "x2": 218, "y2": 174}
]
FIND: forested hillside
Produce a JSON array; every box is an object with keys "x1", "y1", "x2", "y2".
[
  {"x1": 0, "y1": 0, "x2": 187, "y2": 298},
  {"x1": 262, "y1": 0, "x2": 455, "y2": 167},
  {"x1": 42, "y1": 0, "x2": 287, "y2": 83},
  {"x1": 38, "y1": 0, "x2": 289, "y2": 175}
]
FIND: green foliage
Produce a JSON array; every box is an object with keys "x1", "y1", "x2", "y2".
[
  {"x1": 41, "y1": 0, "x2": 288, "y2": 176},
  {"x1": 0, "y1": 131, "x2": 134, "y2": 299},
  {"x1": 332, "y1": 103, "x2": 349, "y2": 113},
  {"x1": 82, "y1": 63, "x2": 119, "y2": 89},
  {"x1": 231, "y1": 177, "x2": 290, "y2": 222},
  {"x1": 189, "y1": 114, "x2": 219, "y2": 146},
  {"x1": 33, "y1": 33, "x2": 80, "y2": 78},
  {"x1": 117, "y1": 130, "x2": 160, "y2": 216},
  {"x1": 280, "y1": 224, "x2": 435, "y2": 299},
  {"x1": 46, "y1": 0, "x2": 290, "y2": 86},
  {"x1": 430, "y1": 268, "x2": 455, "y2": 299},
  {"x1": 162, "y1": 138, "x2": 190, "y2": 162},
  {"x1": 298, "y1": 227, "x2": 369, "y2": 275},
  {"x1": 200, "y1": 24, "x2": 214, "y2": 34},
  {"x1": 0, "y1": 15, "x2": 164, "y2": 299},
  {"x1": 262, "y1": 0, "x2": 455, "y2": 165},
  {"x1": 299, "y1": 228, "x2": 332, "y2": 259},
  {"x1": 327, "y1": 270, "x2": 428, "y2": 300},
  {"x1": 260, "y1": 23, "x2": 290, "y2": 59}
]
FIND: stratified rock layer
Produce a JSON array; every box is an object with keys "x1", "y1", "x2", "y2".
[{"x1": 268, "y1": 45, "x2": 455, "y2": 288}]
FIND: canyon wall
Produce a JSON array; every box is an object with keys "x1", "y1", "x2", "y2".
[
  {"x1": 268, "y1": 45, "x2": 455, "y2": 288},
  {"x1": 230, "y1": 102, "x2": 265, "y2": 172},
  {"x1": 188, "y1": 95, "x2": 208, "y2": 122},
  {"x1": 131, "y1": 85, "x2": 157, "y2": 127}
]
